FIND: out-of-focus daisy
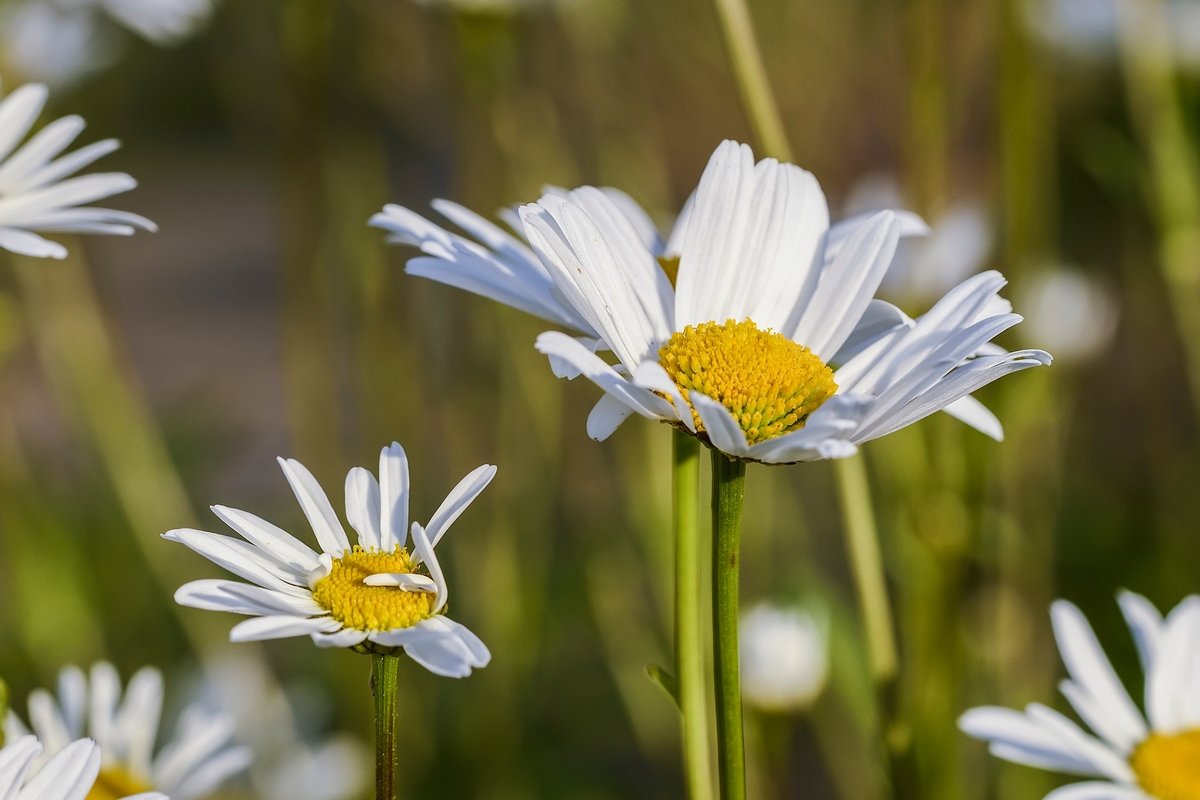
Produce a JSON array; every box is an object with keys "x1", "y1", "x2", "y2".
[
  {"x1": 0, "y1": 0, "x2": 212, "y2": 86},
  {"x1": 0, "y1": 735, "x2": 164, "y2": 800},
  {"x1": 0, "y1": 83, "x2": 155, "y2": 259},
  {"x1": 739, "y1": 603, "x2": 829, "y2": 713},
  {"x1": 196, "y1": 654, "x2": 369, "y2": 800},
  {"x1": 3, "y1": 663, "x2": 248, "y2": 800},
  {"x1": 960, "y1": 593, "x2": 1200, "y2": 800},
  {"x1": 1027, "y1": 0, "x2": 1200, "y2": 70},
  {"x1": 166, "y1": 442, "x2": 495, "y2": 678},
  {"x1": 1016, "y1": 268, "x2": 1118, "y2": 364},
  {"x1": 376, "y1": 140, "x2": 1049, "y2": 462}
]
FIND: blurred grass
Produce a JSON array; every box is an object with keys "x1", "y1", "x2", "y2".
[{"x1": 0, "y1": 0, "x2": 1197, "y2": 798}]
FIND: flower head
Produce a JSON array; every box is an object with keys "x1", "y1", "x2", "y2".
[
  {"x1": 3, "y1": 662, "x2": 247, "y2": 800},
  {"x1": 739, "y1": 602, "x2": 829, "y2": 713},
  {"x1": 960, "y1": 593, "x2": 1200, "y2": 800},
  {"x1": 376, "y1": 140, "x2": 1049, "y2": 463},
  {"x1": 0, "y1": 83, "x2": 155, "y2": 259},
  {"x1": 166, "y1": 442, "x2": 495, "y2": 678},
  {"x1": 0, "y1": 736, "x2": 160, "y2": 800}
]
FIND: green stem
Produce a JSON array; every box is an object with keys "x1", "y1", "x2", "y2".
[
  {"x1": 710, "y1": 0, "x2": 793, "y2": 162},
  {"x1": 833, "y1": 455, "x2": 903, "y2": 797},
  {"x1": 711, "y1": 451, "x2": 746, "y2": 800},
  {"x1": 372, "y1": 654, "x2": 401, "y2": 800},
  {"x1": 675, "y1": 432, "x2": 714, "y2": 800}
]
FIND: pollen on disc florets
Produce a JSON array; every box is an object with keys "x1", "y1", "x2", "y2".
[
  {"x1": 1131, "y1": 729, "x2": 1200, "y2": 800},
  {"x1": 313, "y1": 545, "x2": 435, "y2": 632},
  {"x1": 87, "y1": 766, "x2": 153, "y2": 800},
  {"x1": 658, "y1": 319, "x2": 837, "y2": 446}
]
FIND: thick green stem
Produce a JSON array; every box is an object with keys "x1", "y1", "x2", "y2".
[
  {"x1": 372, "y1": 654, "x2": 401, "y2": 800},
  {"x1": 674, "y1": 432, "x2": 714, "y2": 800},
  {"x1": 711, "y1": 451, "x2": 747, "y2": 800},
  {"x1": 834, "y1": 455, "x2": 903, "y2": 796},
  {"x1": 710, "y1": 0, "x2": 793, "y2": 162}
]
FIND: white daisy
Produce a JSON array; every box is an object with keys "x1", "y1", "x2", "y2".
[
  {"x1": 960, "y1": 593, "x2": 1200, "y2": 800},
  {"x1": 166, "y1": 442, "x2": 495, "y2": 678},
  {"x1": 739, "y1": 602, "x2": 829, "y2": 713},
  {"x1": 0, "y1": 83, "x2": 155, "y2": 259},
  {"x1": 0, "y1": 735, "x2": 164, "y2": 800},
  {"x1": 3, "y1": 662, "x2": 248, "y2": 800},
  {"x1": 1016, "y1": 268, "x2": 1119, "y2": 364},
  {"x1": 375, "y1": 140, "x2": 1048, "y2": 462},
  {"x1": 1, "y1": 0, "x2": 211, "y2": 87}
]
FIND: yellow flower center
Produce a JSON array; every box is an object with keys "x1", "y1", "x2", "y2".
[
  {"x1": 87, "y1": 766, "x2": 152, "y2": 800},
  {"x1": 658, "y1": 319, "x2": 837, "y2": 445},
  {"x1": 1132, "y1": 729, "x2": 1200, "y2": 800},
  {"x1": 312, "y1": 546, "x2": 435, "y2": 631}
]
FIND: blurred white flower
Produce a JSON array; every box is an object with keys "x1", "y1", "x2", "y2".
[
  {"x1": 3, "y1": 662, "x2": 248, "y2": 800},
  {"x1": 0, "y1": 83, "x2": 156, "y2": 259},
  {"x1": 197, "y1": 655, "x2": 369, "y2": 800},
  {"x1": 1016, "y1": 268, "x2": 1118, "y2": 364},
  {"x1": 0, "y1": 0, "x2": 212, "y2": 86},
  {"x1": 961, "y1": 593, "x2": 1200, "y2": 800},
  {"x1": 739, "y1": 603, "x2": 829, "y2": 713},
  {"x1": 1028, "y1": 0, "x2": 1200, "y2": 70},
  {"x1": 0, "y1": 736, "x2": 160, "y2": 800},
  {"x1": 167, "y1": 442, "x2": 495, "y2": 678}
]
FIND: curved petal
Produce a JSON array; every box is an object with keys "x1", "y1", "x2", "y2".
[
  {"x1": 229, "y1": 615, "x2": 341, "y2": 643},
  {"x1": 277, "y1": 457, "x2": 351, "y2": 557},
  {"x1": 689, "y1": 392, "x2": 751, "y2": 458},
  {"x1": 424, "y1": 464, "x2": 496, "y2": 549},
  {"x1": 535, "y1": 331, "x2": 677, "y2": 425},
  {"x1": 788, "y1": 210, "x2": 900, "y2": 360},
  {"x1": 344, "y1": 467, "x2": 382, "y2": 550},
  {"x1": 1051, "y1": 601, "x2": 1147, "y2": 750}
]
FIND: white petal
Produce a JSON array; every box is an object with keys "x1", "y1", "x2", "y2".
[
  {"x1": 175, "y1": 579, "x2": 325, "y2": 616},
  {"x1": 1050, "y1": 601, "x2": 1147, "y2": 750},
  {"x1": 534, "y1": 331, "x2": 677, "y2": 425},
  {"x1": 788, "y1": 210, "x2": 900, "y2": 360},
  {"x1": 520, "y1": 196, "x2": 668, "y2": 370},
  {"x1": 1043, "y1": 782, "x2": 1148, "y2": 800},
  {"x1": 0, "y1": 85, "x2": 48, "y2": 164},
  {"x1": 960, "y1": 706, "x2": 1105, "y2": 777},
  {"x1": 587, "y1": 393, "x2": 636, "y2": 440},
  {"x1": 114, "y1": 667, "x2": 163, "y2": 780},
  {"x1": 632, "y1": 360, "x2": 697, "y2": 433},
  {"x1": 209, "y1": 504, "x2": 321, "y2": 574},
  {"x1": 228, "y1": 615, "x2": 340, "y2": 643},
  {"x1": 361, "y1": 573, "x2": 436, "y2": 591},
  {"x1": 0, "y1": 227, "x2": 65, "y2": 258},
  {"x1": 689, "y1": 392, "x2": 751, "y2": 458},
  {"x1": 276, "y1": 457, "x2": 351, "y2": 557},
  {"x1": 344, "y1": 467, "x2": 382, "y2": 550},
  {"x1": 409, "y1": 522, "x2": 447, "y2": 613},
  {"x1": 941, "y1": 395, "x2": 1004, "y2": 441},
  {"x1": 310, "y1": 629, "x2": 369, "y2": 649},
  {"x1": 378, "y1": 442, "x2": 410, "y2": 550},
  {"x1": 163, "y1": 529, "x2": 308, "y2": 594},
  {"x1": 424, "y1": 463, "x2": 496, "y2": 549},
  {"x1": 1117, "y1": 591, "x2": 1162, "y2": 673}
]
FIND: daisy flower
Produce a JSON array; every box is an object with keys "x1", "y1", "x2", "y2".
[
  {"x1": 374, "y1": 140, "x2": 1049, "y2": 462},
  {"x1": 0, "y1": 735, "x2": 165, "y2": 800},
  {"x1": 166, "y1": 442, "x2": 495, "y2": 678},
  {"x1": 3, "y1": 662, "x2": 248, "y2": 800},
  {"x1": 0, "y1": 83, "x2": 155, "y2": 259},
  {"x1": 739, "y1": 602, "x2": 829, "y2": 713},
  {"x1": 960, "y1": 593, "x2": 1200, "y2": 800}
]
